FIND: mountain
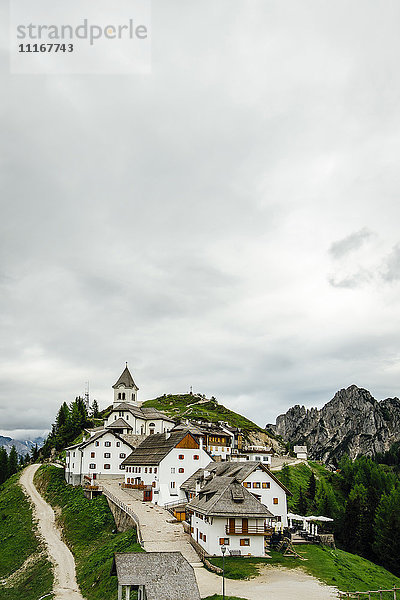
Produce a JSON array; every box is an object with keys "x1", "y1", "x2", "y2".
[
  {"x1": 268, "y1": 385, "x2": 400, "y2": 464},
  {"x1": 0, "y1": 435, "x2": 46, "y2": 456}
]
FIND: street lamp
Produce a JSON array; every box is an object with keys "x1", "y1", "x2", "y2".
[{"x1": 221, "y1": 545, "x2": 226, "y2": 600}]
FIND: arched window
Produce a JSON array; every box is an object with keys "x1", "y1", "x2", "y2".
[
  {"x1": 118, "y1": 393, "x2": 121, "y2": 399},
  {"x1": 122, "y1": 392, "x2": 126, "y2": 400}
]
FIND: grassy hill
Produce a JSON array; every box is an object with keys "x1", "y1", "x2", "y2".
[{"x1": 0, "y1": 473, "x2": 53, "y2": 600}]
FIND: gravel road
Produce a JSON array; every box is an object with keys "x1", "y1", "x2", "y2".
[{"x1": 20, "y1": 464, "x2": 84, "y2": 600}]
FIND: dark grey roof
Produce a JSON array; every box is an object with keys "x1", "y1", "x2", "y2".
[
  {"x1": 122, "y1": 430, "x2": 198, "y2": 466},
  {"x1": 66, "y1": 429, "x2": 135, "y2": 451},
  {"x1": 110, "y1": 403, "x2": 175, "y2": 423},
  {"x1": 112, "y1": 365, "x2": 138, "y2": 390},
  {"x1": 106, "y1": 418, "x2": 132, "y2": 430},
  {"x1": 181, "y1": 461, "x2": 291, "y2": 495},
  {"x1": 111, "y1": 552, "x2": 200, "y2": 600},
  {"x1": 187, "y1": 476, "x2": 273, "y2": 518},
  {"x1": 180, "y1": 468, "x2": 205, "y2": 491}
]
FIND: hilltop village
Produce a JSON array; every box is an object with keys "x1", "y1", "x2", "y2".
[{"x1": 65, "y1": 365, "x2": 294, "y2": 564}]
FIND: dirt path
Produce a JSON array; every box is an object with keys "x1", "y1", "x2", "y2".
[{"x1": 20, "y1": 464, "x2": 84, "y2": 600}]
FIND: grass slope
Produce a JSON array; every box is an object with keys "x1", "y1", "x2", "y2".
[
  {"x1": 0, "y1": 472, "x2": 54, "y2": 600},
  {"x1": 209, "y1": 546, "x2": 400, "y2": 592},
  {"x1": 142, "y1": 394, "x2": 265, "y2": 433},
  {"x1": 35, "y1": 464, "x2": 143, "y2": 600}
]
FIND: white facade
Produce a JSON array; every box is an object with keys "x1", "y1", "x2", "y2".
[
  {"x1": 65, "y1": 431, "x2": 133, "y2": 486},
  {"x1": 241, "y1": 467, "x2": 288, "y2": 526},
  {"x1": 105, "y1": 408, "x2": 174, "y2": 436},
  {"x1": 294, "y1": 445, "x2": 308, "y2": 460},
  {"x1": 191, "y1": 513, "x2": 266, "y2": 556},
  {"x1": 230, "y1": 451, "x2": 272, "y2": 465},
  {"x1": 125, "y1": 445, "x2": 212, "y2": 506}
]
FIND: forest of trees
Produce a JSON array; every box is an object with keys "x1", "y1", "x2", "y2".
[
  {"x1": 40, "y1": 396, "x2": 99, "y2": 458},
  {"x1": 0, "y1": 445, "x2": 29, "y2": 484},
  {"x1": 280, "y1": 454, "x2": 400, "y2": 577}
]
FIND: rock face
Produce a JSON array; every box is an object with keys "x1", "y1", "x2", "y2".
[{"x1": 269, "y1": 385, "x2": 400, "y2": 464}]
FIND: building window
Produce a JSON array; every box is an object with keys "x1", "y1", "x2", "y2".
[
  {"x1": 263, "y1": 456, "x2": 269, "y2": 461},
  {"x1": 90, "y1": 452, "x2": 95, "y2": 458},
  {"x1": 119, "y1": 465, "x2": 125, "y2": 470},
  {"x1": 116, "y1": 442, "x2": 120, "y2": 447},
  {"x1": 95, "y1": 442, "x2": 99, "y2": 447},
  {"x1": 262, "y1": 482, "x2": 270, "y2": 489},
  {"x1": 105, "y1": 441, "x2": 111, "y2": 447},
  {"x1": 194, "y1": 455, "x2": 199, "y2": 460},
  {"x1": 154, "y1": 467, "x2": 157, "y2": 473},
  {"x1": 203, "y1": 534, "x2": 207, "y2": 542},
  {"x1": 104, "y1": 464, "x2": 111, "y2": 469},
  {"x1": 253, "y1": 482, "x2": 260, "y2": 489},
  {"x1": 178, "y1": 455, "x2": 184, "y2": 460},
  {"x1": 149, "y1": 430, "x2": 154, "y2": 435},
  {"x1": 126, "y1": 414, "x2": 129, "y2": 420},
  {"x1": 178, "y1": 468, "x2": 184, "y2": 473},
  {"x1": 255, "y1": 456, "x2": 261, "y2": 461},
  {"x1": 104, "y1": 453, "x2": 111, "y2": 458},
  {"x1": 199, "y1": 532, "x2": 203, "y2": 540},
  {"x1": 243, "y1": 482, "x2": 251, "y2": 488},
  {"x1": 273, "y1": 498, "x2": 279, "y2": 504},
  {"x1": 149, "y1": 423, "x2": 155, "y2": 427},
  {"x1": 119, "y1": 411, "x2": 124, "y2": 417},
  {"x1": 122, "y1": 393, "x2": 125, "y2": 400},
  {"x1": 170, "y1": 482, "x2": 176, "y2": 488},
  {"x1": 240, "y1": 539, "x2": 250, "y2": 546},
  {"x1": 149, "y1": 467, "x2": 152, "y2": 473},
  {"x1": 219, "y1": 538, "x2": 230, "y2": 545},
  {"x1": 145, "y1": 467, "x2": 148, "y2": 473},
  {"x1": 89, "y1": 464, "x2": 96, "y2": 469},
  {"x1": 119, "y1": 453, "x2": 126, "y2": 458},
  {"x1": 171, "y1": 468, "x2": 175, "y2": 473}
]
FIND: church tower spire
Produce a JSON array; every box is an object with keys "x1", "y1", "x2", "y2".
[{"x1": 112, "y1": 363, "x2": 139, "y2": 407}]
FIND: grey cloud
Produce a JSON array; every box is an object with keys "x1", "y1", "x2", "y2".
[
  {"x1": 1, "y1": 0, "x2": 400, "y2": 434},
  {"x1": 381, "y1": 244, "x2": 400, "y2": 282},
  {"x1": 329, "y1": 228, "x2": 374, "y2": 259}
]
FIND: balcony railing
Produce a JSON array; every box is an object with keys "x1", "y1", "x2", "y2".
[{"x1": 225, "y1": 525, "x2": 269, "y2": 535}]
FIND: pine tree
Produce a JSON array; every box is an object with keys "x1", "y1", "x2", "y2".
[
  {"x1": 296, "y1": 486, "x2": 307, "y2": 515},
  {"x1": 306, "y1": 471, "x2": 316, "y2": 502},
  {"x1": 0, "y1": 447, "x2": 8, "y2": 484},
  {"x1": 8, "y1": 446, "x2": 19, "y2": 477},
  {"x1": 280, "y1": 463, "x2": 291, "y2": 487},
  {"x1": 373, "y1": 486, "x2": 400, "y2": 576},
  {"x1": 91, "y1": 399, "x2": 100, "y2": 419}
]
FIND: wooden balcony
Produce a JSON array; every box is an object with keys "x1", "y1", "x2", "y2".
[{"x1": 225, "y1": 525, "x2": 268, "y2": 535}]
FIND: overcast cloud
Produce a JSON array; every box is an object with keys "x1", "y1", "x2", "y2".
[{"x1": 1, "y1": 0, "x2": 400, "y2": 438}]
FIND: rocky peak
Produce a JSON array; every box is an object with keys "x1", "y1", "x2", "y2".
[{"x1": 269, "y1": 385, "x2": 400, "y2": 464}]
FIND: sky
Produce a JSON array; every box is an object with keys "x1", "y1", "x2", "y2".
[{"x1": 1, "y1": 0, "x2": 400, "y2": 440}]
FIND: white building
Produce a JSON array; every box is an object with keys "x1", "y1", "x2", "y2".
[
  {"x1": 65, "y1": 430, "x2": 134, "y2": 486},
  {"x1": 230, "y1": 446, "x2": 272, "y2": 465},
  {"x1": 122, "y1": 429, "x2": 212, "y2": 506},
  {"x1": 182, "y1": 461, "x2": 290, "y2": 527},
  {"x1": 104, "y1": 404, "x2": 175, "y2": 437},
  {"x1": 294, "y1": 445, "x2": 308, "y2": 460},
  {"x1": 187, "y1": 477, "x2": 274, "y2": 557}
]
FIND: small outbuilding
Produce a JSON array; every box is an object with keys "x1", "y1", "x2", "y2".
[
  {"x1": 111, "y1": 551, "x2": 201, "y2": 600},
  {"x1": 293, "y1": 445, "x2": 308, "y2": 460}
]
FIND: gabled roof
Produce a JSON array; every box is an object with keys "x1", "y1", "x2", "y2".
[
  {"x1": 187, "y1": 476, "x2": 273, "y2": 518},
  {"x1": 181, "y1": 461, "x2": 291, "y2": 495},
  {"x1": 122, "y1": 430, "x2": 199, "y2": 466},
  {"x1": 112, "y1": 365, "x2": 138, "y2": 390},
  {"x1": 111, "y1": 552, "x2": 200, "y2": 600},
  {"x1": 106, "y1": 418, "x2": 132, "y2": 430},
  {"x1": 66, "y1": 429, "x2": 135, "y2": 452},
  {"x1": 109, "y1": 402, "x2": 175, "y2": 423}
]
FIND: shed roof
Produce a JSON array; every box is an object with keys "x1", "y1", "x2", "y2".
[
  {"x1": 187, "y1": 476, "x2": 273, "y2": 518},
  {"x1": 122, "y1": 429, "x2": 199, "y2": 466},
  {"x1": 111, "y1": 552, "x2": 200, "y2": 600}
]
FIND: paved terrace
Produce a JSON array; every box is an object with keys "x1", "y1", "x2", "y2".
[{"x1": 99, "y1": 479, "x2": 202, "y2": 566}]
